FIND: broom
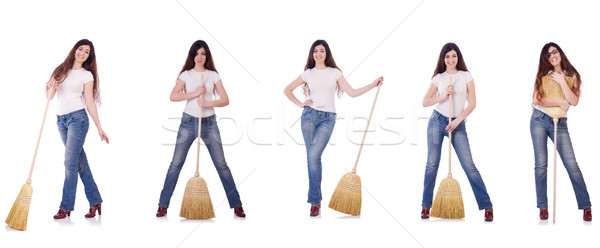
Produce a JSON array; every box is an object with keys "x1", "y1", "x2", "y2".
[
  {"x1": 542, "y1": 74, "x2": 575, "y2": 224},
  {"x1": 430, "y1": 77, "x2": 465, "y2": 219},
  {"x1": 329, "y1": 84, "x2": 382, "y2": 216},
  {"x1": 6, "y1": 83, "x2": 54, "y2": 231},
  {"x1": 180, "y1": 74, "x2": 215, "y2": 219}
]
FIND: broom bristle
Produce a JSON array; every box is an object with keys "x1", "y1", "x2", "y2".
[
  {"x1": 6, "y1": 182, "x2": 33, "y2": 231},
  {"x1": 430, "y1": 177, "x2": 464, "y2": 219},
  {"x1": 180, "y1": 176, "x2": 215, "y2": 219},
  {"x1": 329, "y1": 172, "x2": 362, "y2": 216},
  {"x1": 542, "y1": 75, "x2": 574, "y2": 119}
]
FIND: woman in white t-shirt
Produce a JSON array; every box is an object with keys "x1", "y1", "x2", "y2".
[
  {"x1": 45, "y1": 39, "x2": 109, "y2": 219},
  {"x1": 530, "y1": 42, "x2": 591, "y2": 221},
  {"x1": 157, "y1": 40, "x2": 245, "y2": 218},
  {"x1": 420, "y1": 43, "x2": 493, "y2": 221},
  {"x1": 284, "y1": 40, "x2": 383, "y2": 216}
]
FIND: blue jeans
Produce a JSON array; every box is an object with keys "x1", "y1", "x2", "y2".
[
  {"x1": 422, "y1": 110, "x2": 492, "y2": 210},
  {"x1": 159, "y1": 113, "x2": 242, "y2": 209},
  {"x1": 301, "y1": 106, "x2": 336, "y2": 204},
  {"x1": 530, "y1": 109, "x2": 591, "y2": 209},
  {"x1": 57, "y1": 109, "x2": 102, "y2": 211}
]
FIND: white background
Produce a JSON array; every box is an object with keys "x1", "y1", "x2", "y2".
[{"x1": 1, "y1": 0, "x2": 598, "y2": 247}]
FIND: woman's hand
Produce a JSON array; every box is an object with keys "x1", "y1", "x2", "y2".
[
  {"x1": 300, "y1": 99, "x2": 313, "y2": 108},
  {"x1": 559, "y1": 99, "x2": 571, "y2": 112},
  {"x1": 194, "y1": 84, "x2": 206, "y2": 97},
  {"x1": 46, "y1": 78, "x2": 58, "y2": 100},
  {"x1": 97, "y1": 128, "x2": 109, "y2": 144},
  {"x1": 550, "y1": 71, "x2": 567, "y2": 86},
  {"x1": 445, "y1": 118, "x2": 461, "y2": 133},
  {"x1": 372, "y1": 76, "x2": 384, "y2": 88},
  {"x1": 444, "y1": 84, "x2": 455, "y2": 97},
  {"x1": 197, "y1": 97, "x2": 209, "y2": 107}
]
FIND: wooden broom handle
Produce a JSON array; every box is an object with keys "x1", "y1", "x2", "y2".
[
  {"x1": 352, "y1": 84, "x2": 382, "y2": 174},
  {"x1": 553, "y1": 117, "x2": 558, "y2": 223},
  {"x1": 27, "y1": 96, "x2": 52, "y2": 183},
  {"x1": 448, "y1": 77, "x2": 453, "y2": 178},
  {"x1": 195, "y1": 74, "x2": 204, "y2": 177}
]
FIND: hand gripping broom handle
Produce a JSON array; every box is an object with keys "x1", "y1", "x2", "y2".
[
  {"x1": 553, "y1": 117, "x2": 558, "y2": 224},
  {"x1": 195, "y1": 74, "x2": 204, "y2": 177},
  {"x1": 352, "y1": 84, "x2": 382, "y2": 174},
  {"x1": 448, "y1": 77, "x2": 453, "y2": 178},
  {"x1": 27, "y1": 96, "x2": 52, "y2": 183}
]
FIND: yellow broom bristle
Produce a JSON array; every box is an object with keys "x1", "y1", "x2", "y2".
[
  {"x1": 329, "y1": 172, "x2": 362, "y2": 216},
  {"x1": 542, "y1": 75, "x2": 574, "y2": 119},
  {"x1": 180, "y1": 176, "x2": 215, "y2": 219},
  {"x1": 430, "y1": 177, "x2": 464, "y2": 219},
  {"x1": 5, "y1": 182, "x2": 33, "y2": 231}
]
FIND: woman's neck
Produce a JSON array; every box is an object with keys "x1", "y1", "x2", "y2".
[
  {"x1": 446, "y1": 67, "x2": 458, "y2": 74},
  {"x1": 193, "y1": 65, "x2": 206, "y2": 72},
  {"x1": 315, "y1": 62, "x2": 327, "y2": 70},
  {"x1": 72, "y1": 62, "x2": 83, "y2": 70},
  {"x1": 553, "y1": 65, "x2": 563, "y2": 73}
]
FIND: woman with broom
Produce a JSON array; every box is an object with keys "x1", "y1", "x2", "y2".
[
  {"x1": 420, "y1": 42, "x2": 493, "y2": 221},
  {"x1": 157, "y1": 40, "x2": 245, "y2": 218},
  {"x1": 283, "y1": 39, "x2": 383, "y2": 216},
  {"x1": 46, "y1": 39, "x2": 109, "y2": 219},
  {"x1": 530, "y1": 42, "x2": 592, "y2": 221}
]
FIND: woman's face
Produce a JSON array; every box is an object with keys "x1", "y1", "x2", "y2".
[
  {"x1": 444, "y1": 49, "x2": 458, "y2": 70},
  {"x1": 547, "y1": 46, "x2": 561, "y2": 67},
  {"x1": 194, "y1": 47, "x2": 206, "y2": 68},
  {"x1": 74, "y1": 45, "x2": 91, "y2": 64},
  {"x1": 313, "y1": 44, "x2": 326, "y2": 64}
]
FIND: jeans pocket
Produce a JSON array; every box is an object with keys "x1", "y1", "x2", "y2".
[
  {"x1": 429, "y1": 111, "x2": 440, "y2": 120},
  {"x1": 302, "y1": 106, "x2": 310, "y2": 115},
  {"x1": 531, "y1": 109, "x2": 544, "y2": 120},
  {"x1": 181, "y1": 114, "x2": 192, "y2": 123}
]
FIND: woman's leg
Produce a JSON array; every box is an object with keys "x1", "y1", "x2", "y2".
[
  {"x1": 451, "y1": 121, "x2": 492, "y2": 210},
  {"x1": 201, "y1": 115, "x2": 242, "y2": 208},
  {"x1": 58, "y1": 111, "x2": 89, "y2": 211},
  {"x1": 422, "y1": 111, "x2": 444, "y2": 208},
  {"x1": 158, "y1": 113, "x2": 197, "y2": 208},
  {"x1": 553, "y1": 118, "x2": 591, "y2": 209}
]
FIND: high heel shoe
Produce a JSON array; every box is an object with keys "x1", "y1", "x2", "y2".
[
  {"x1": 583, "y1": 208, "x2": 592, "y2": 221},
  {"x1": 53, "y1": 209, "x2": 71, "y2": 219},
  {"x1": 85, "y1": 204, "x2": 101, "y2": 218}
]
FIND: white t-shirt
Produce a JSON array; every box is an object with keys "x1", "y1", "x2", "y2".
[
  {"x1": 179, "y1": 69, "x2": 220, "y2": 118},
  {"x1": 56, "y1": 68, "x2": 94, "y2": 115},
  {"x1": 432, "y1": 70, "x2": 473, "y2": 118},
  {"x1": 300, "y1": 67, "x2": 342, "y2": 113}
]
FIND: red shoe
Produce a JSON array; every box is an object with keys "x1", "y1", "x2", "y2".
[
  {"x1": 484, "y1": 208, "x2": 493, "y2": 222},
  {"x1": 85, "y1": 204, "x2": 101, "y2": 218},
  {"x1": 156, "y1": 206, "x2": 167, "y2": 217},
  {"x1": 234, "y1": 206, "x2": 246, "y2": 217},
  {"x1": 583, "y1": 208, "x2": 592, "y2": 221},
  {"x1": 421, "y1": 208, "x2": 430, "y2": 219},
  {"x1": 540, "y1": 208, "x2": 549, "y2": 220},
  {"x1": 310, "y1": 204, "x2": 320, "y2": 217},
  {"x1": 53, "y1": 209, "x2": 71, "y2": 219}
]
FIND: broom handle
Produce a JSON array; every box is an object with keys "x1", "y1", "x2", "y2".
[
  {"x1": 27, "y1": 96, "x2": 52, "y2": 182},
  {"x1": 195, "y1": 74, "x2": 204, "y2": 177},
  {"x1": 448, "y1": 77, "x2": 453, "y2": 178},
  {"x1": 553, "y1": 118, "x2": 558, "y2": 224},
  {"x1": 352, "y1": 84, "x2": 382, "y2": 173}
]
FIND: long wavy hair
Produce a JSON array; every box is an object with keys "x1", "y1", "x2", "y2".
[
  {"x1": 51, "y1": 39, "x2": 101, "y2": 105},
  {"x1": 179, "y1": 40, "x2": 218, "y2": 94},
  {"x1": 534, "y1": 42, "x2": 581, "y2": 103},
  {"x1": 432, "y1": 42, "x2": 468, "y2": 79},
  {"x1": 303, "y1": 39, "x2": 342, "y2": 97}
]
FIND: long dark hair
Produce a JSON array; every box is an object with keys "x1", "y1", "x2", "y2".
[
  {"x1": 180, "y1": 40, "x2": 218, "y2": 74},
  {"x1": 51, "y1": 39, "x2": 101, "y2": 105},
  {"x1": 432, "y1": 42, "x2": 468, "y2": 79},
  {"x1": 302, "y1": 39, "x2": 342, "y2": 97},
  {"x1": 534, "y1": 42, "x2": 581, "y2": 103}
]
